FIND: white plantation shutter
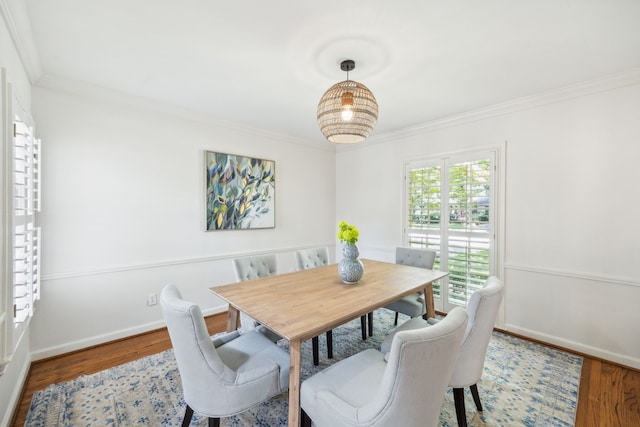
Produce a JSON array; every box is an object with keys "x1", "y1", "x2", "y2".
[
  {"x1": 1, "y1": 71, "x2": 44, "y2": 371},
  {"x1": 405, "y1": 151, "x2": 496, "y2": 311},
  {"x1": 445, "y1": 159, "x2": 492, "y2": 307},
  {"x1": 12, "y1": 117, "x2": 41, "y2": 323},
  {"x1": 407, "y1": 164, "x2": 443, "y2": 298}
]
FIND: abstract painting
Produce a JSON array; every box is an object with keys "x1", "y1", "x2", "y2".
[{"x1": 205, "y1": 151, "x2": 275, "y2": 230}]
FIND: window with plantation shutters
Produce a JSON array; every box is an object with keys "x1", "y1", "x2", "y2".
[
  {"x1": 12, "y1": 118, "x2": 41, "y2": 323},
  {"x1": 405, "y1": 150, "x2": 496, "y2": 311},
  {"x1": 0, "y1": 70, "x2": 42, "y2": 373}
]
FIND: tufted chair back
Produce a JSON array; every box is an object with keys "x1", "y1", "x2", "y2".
[
  {"x1": 295, "y1": 247, "x2": 330, "y2": 270},
  {"x1": 395, "y1": 247, "x2": 436, "y2": 269},
  {"x1": 232, "y1": 254, "x2": 277, "y2": 281}
]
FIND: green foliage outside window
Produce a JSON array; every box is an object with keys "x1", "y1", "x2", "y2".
[{"x1": 407, "y1": 158, "x2": 492, "y2": 307}]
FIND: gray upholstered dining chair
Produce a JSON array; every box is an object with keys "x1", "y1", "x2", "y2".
[
  {"x1": 295, "y1": 247, "x2": 330, "y2": 270},
  {"x1": 160, "y1": 284, "x2": 290, "y2": 427},
  {"x1": 301, "y1": 306, "x2": 468, "y2": 427},
  {"x1": 381, "y1": 276, "x2": 504, "y2": 427},
  {"x1": 295, "y1": 247, "x2": 334, "y2": 365},
  {"x1": 386, "y1": 247, "x2": 437, "y2": 323},
  {"x1": 231, "y1": 254, "x2": 281, "y2": 342},
  {"x1": 233, "y1": 253, "x2": 328, "y2": 366},
  {"x1": 365, "y1": 247, "x2": 437, "y2": 338}
]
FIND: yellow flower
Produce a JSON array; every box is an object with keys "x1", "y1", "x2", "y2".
[{"x1": 337, "y1": 221, "x2": 359, "y2": 245}]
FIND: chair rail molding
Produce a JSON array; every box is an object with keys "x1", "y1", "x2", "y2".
[
  {"x1": 41, "y1": 243, "x2": 337, "y2": 282},
  {"x1": 504, "y1": 263, "x2": 640, "y2": 289}
]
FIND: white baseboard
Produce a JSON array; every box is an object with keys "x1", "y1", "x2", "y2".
[
  {"x1": 30, "y1": 305, "x2": 228, "y2": 361},
  {"x1": 505, "y1": 323, "x2": 640, "y2": 370}
]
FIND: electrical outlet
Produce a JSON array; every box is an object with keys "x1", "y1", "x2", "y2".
[{"x1": 147, "y1": 293, "x2": 157, "y2": 306}]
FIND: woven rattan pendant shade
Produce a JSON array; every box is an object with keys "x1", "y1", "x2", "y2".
[{"x1": 317, "y1": 61, "x2": 378, "y2": 144}]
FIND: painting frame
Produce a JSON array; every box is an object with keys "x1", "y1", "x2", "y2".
[{"x1": 205, "y1": 150, "x2": 276, "y2": 231}]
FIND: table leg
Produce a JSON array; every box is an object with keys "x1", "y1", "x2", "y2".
[
  {"x1": 424, "y1": 283, "x2": 435, "y2": 319},
  {"x1": 288, "y1": 338, "x2": 302, "y2": 426},
  {"x1": 226, "y1": 306, "x2": 240, "y2": 332}
]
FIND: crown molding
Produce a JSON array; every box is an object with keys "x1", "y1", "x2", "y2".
[
  {"x1": 0, "y1": 0, "x2": 43, "y2": 83},
  {"x1": 35, "y1": 74, "x2": 335, "y2": 152},
  {"x1": 353, "y1": 67, "x2": 640, "y2": 149}
]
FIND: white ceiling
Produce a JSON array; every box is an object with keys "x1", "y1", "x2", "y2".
[{"x1": 9, "y1": 0, "x2": 640, "y2": 144}]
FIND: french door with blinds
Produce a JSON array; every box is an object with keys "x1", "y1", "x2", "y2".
[{"x1": 404, "y1": 149, "x2": 496, "y2": 312}]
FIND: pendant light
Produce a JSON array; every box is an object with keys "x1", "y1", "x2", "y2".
[{"x1": 317, "y1": 60, "x2": 379, "y2": 144}]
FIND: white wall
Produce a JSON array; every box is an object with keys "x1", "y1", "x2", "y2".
[
  {"x1": 336, "y1": 75, "x2": 640, "y2": 369},
  {"x1": 29, "y1": 85, "x2": 337, "y2": 358}
]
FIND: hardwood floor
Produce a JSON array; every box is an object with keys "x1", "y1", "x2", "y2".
[
  {"x1": 577, "y1": 357, "x2": 640, "y2": 426},
  {"x1": 10, "y1": 312, "x2": 640, "y2": 426},
  {"x1": 11, "y1": 314, "x2": 226, "y2": 427}
]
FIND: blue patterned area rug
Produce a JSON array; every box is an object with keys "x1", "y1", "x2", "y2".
[{"x1": 25, "y1": 310, "x2": 582, "y2": 426}]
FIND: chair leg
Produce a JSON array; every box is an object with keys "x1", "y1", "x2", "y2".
[
  {"x1": 326, "y1": 330, "x2": 333, "y2": 359},
  {"x1": 360, "y1": 315, "x2": 367, "y2": 340},
  {"x1": 368, "y1": 311, "x2": 373, "y2": 336},
  {"x1": 182, "y1": 405, "x2": 194, "y2": 427},
  {"x1": 301, "y1": 409, "x2": 312, "y2": 427},
  {"x1": 453, "y1": 388, "x2": 468, "y2": 427},
  {"x1": 312, "y1": 336, "x2": 319, "y2": 366},
  {"x1": 394, "y1": 311, "x2": 399, "y2": 325},
  {"x1": 470, "y1": 383, "x2": 483, "y2": 411},
  {"x1": 208, "y1": 418, "x2": 220, "y2": 427}
]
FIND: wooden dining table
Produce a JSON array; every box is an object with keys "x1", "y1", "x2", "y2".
[{"x1": 210, "y1": 258, "x2": 448, "y2": 426}]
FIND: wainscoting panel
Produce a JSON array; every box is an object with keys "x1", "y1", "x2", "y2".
[{"x1": 504, "y1": 265, "x2": 640, "y2": 369}]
